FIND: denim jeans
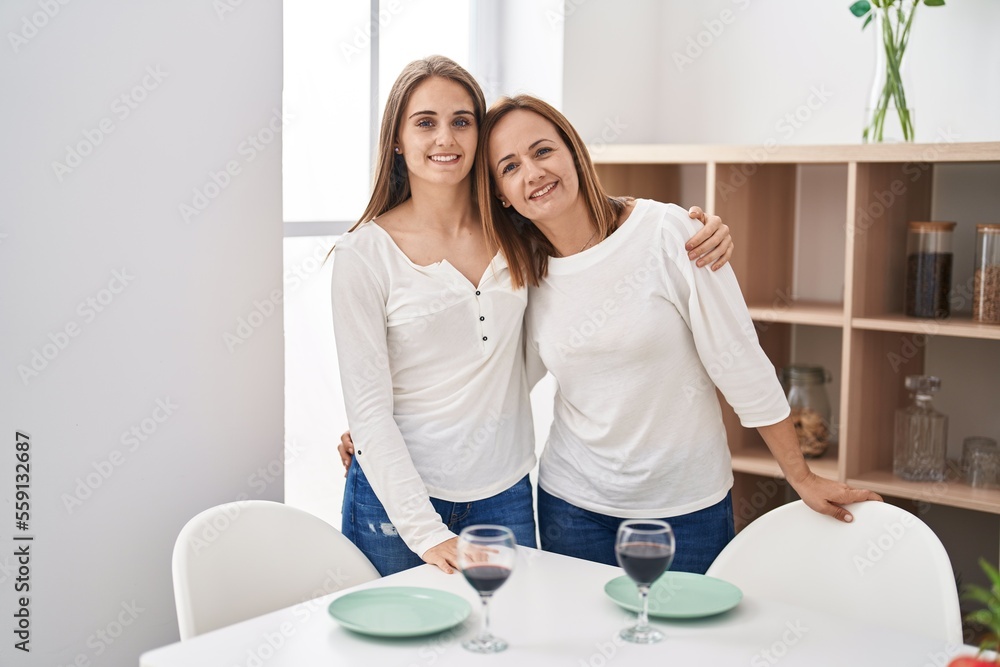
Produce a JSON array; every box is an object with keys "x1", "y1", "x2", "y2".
[
  {"x1": 342, "y1": 461, "x2": 537, "y2": 577},
  {"x1": 537, "y1": 487, "x2": 735, "y2": 575}
]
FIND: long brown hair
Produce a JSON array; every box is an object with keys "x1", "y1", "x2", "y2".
[
  {"x1": 476, "y1": 95, "x2": 628, "y2": 289},
  {"x1": 351, "y1": 56, "x2": 487, "y2": 232}
]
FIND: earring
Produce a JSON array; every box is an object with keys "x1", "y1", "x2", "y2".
[
  {"x1": 499, "y1": 198, "x2": 509, "y2": 208},
  {"x1": 394, "y1": 147, "x2": 401, "y2": 154}
]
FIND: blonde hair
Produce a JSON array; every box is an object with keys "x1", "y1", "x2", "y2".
[
  {"x1": 351, "y1": 56, "x2": 486, "y2": 232},
  {"x1": 476, "y1": 95, "x2": 628, "y2": 289}
]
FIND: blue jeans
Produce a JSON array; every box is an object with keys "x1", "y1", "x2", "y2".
[
  {"x1": 537, "y1": 487, "x2": 735, "y2": 575},
  {"x1": 342, "y1": 461, "x2": 537, "y2": 577}
]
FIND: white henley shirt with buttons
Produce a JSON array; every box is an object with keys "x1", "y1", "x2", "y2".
[
  {"x1": 331, "y1": 221, "x2": 536, "y2": 557},
  {"x1": 527, "y1": 199, "x2": 790, "y2": 518}
]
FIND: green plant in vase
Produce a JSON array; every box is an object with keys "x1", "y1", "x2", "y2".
[
  {"x1": 952, "y1": 558, "x2": 1000, "y2": 667},
  {"x1": 849, "y1": 0, "x2": 945, "y2": 143}
]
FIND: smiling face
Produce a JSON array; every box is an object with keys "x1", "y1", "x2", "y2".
[
  {"x1": 487, "y1": 109, "x2": 583, "y2": 227},
  {"x1": 395, "y1": 76, "x2": 478, "y2": 190}
]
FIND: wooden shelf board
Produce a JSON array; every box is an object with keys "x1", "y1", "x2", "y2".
[
  {"x1": 731, "y1": 445, "x2": 839, "y2": 480},
  {"x1": 590, "y1": 142, "x2": 1000, "y2": 165},
  {"x1": 848, "y1": 471, "x2": 1000, "y2": 514},
  {"x1": 748, "y1": 301, "x2": 845, "y2": 327},
  {"x1": 852, "y1": 314, "x2": 1000, "y2": 340}
]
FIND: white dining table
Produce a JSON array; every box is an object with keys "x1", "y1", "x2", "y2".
[{"x1": 141, "y1": 547, "x2": 970, "y2": 667}]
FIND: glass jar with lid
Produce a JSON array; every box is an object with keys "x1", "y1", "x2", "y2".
[
  {"x1": 973, "y1": 223, "x2": 1000, "y2": 324},
  {"x1": 780, "y1": 365, "x2": 832, "y2": 458},
  {"x1": 904, "y1": 221, "x2": 955, "y2": 318},
  {"x1": 893, "y1": 375, "x2": 948, "y2": 481}
]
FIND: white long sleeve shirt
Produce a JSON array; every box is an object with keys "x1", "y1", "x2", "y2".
[
  {"x1": 331, "y1": 222, "x2": 536, "y2": 557},
  {"x1": 527, "y1": 199, "x2": 789, "y2": 518}
]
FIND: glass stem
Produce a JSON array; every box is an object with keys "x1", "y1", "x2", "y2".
[
  {"x1": 480, "y1": 595, "x2": 492, "y2": 639},
  {"x1": 637, "y1": 585, "x2": 650, "y2": 630}
]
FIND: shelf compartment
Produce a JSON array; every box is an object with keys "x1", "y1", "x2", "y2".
[
  {"x1": 848, "y1": 471, "x2": 1000, "y2": 515},
  {"x1": 724, "y1": 320, "x2": 844, "y2": 474},
  {"x1": 748, "y1": 300, "x2": 844, "y2": 327},
  {"x1": 731, "y1": 443, "x2": 839, "y2": 480},
  {"x1": 841, "y1": 329, "x2": 921, "y2": 480},
  {"x1": 849, "y1": 161, "x2": 1000, "y2": 324},
  {"x1": 712, "y1": 162, "x2": 797, "y2": 302},
  {"x1": 852, "y1": 314, "x2": 1000, "y2": 340},
  {"x1": 848, "y1": 162, "x2": 934, "y2": 320},
  {"x1": 795, "y1": 164, "x2": 849, "y2": 303}
]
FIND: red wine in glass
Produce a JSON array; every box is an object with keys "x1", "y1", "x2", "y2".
[
  {"x1": 458, "y1": 525, "x2": 517, "y2": 654},
  {"x1": 462, "y1": 564, "x2": 512, "y2": 595},
  {"x1": 615, "y1": 519, "x2": 675, "y2": 644},
  {"x1": 617, "y1": 542, "x2": 674, "y2": 586}
]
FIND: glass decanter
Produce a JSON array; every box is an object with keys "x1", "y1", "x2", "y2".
[{"x1": 893, "y1": 375, "x2": 948, "y2": 481}]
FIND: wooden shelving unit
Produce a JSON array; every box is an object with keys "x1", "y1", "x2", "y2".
[{"x1": 593, "y1": 142, "x2": 1000, "y2": 519}]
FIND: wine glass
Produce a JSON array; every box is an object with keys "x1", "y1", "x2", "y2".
[
  {"x1": 615, "y1": 519, "x2": 675, "y2": 644},
  {"x1": 457, "y1": 525, "x2": 517, "y2": 653}
]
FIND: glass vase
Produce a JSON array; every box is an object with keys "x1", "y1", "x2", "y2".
[{"x1": 864, "y1": 10, "x2": 915, "y2": 143}]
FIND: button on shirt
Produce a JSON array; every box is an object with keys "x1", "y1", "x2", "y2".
[{"x1": 331, "y1": 222, "x2": 536, "y2": 557}]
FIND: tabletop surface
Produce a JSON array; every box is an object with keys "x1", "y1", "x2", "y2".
[{"x1": 141, "y1": 547, "x2": 968, "y2": 667}]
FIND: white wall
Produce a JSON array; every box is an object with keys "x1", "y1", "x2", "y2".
[
  {"x1": 470, "y1": 0, "x2": 566, "y2": 105},
  {"x1": 496, "y1": 0, "x2": 565, "y2": 106},
  {"x1": 565, "y1": 0, "x2": 1000, "y2": 144},
  {"x1": 0, "y1": 2, "x2": 284, "y2": 665},
  {"x1": 563, "y1": 1, "x2": 666, "y2": 145}
]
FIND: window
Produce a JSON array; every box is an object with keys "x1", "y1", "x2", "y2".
[
  {"x1": 283, "y1": 0, "x2": 473, "y2": 525},
  {"x1": 283, "y1": 0, "x2": 472, "y2": 229}
]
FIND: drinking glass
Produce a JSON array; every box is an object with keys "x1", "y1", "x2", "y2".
[
  {"x1": 615, "y1": 519, "x2": 675, "y2": 644},
  {"x1": 457, "y1": 525, "x2": 516, "y2": 653},
  {"x1": 962, "y1": 436, "x2": 999, "y2": 488}
]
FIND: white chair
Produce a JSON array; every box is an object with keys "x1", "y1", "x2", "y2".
[
  {"x1": 706, "y1": 500, "x2": 962, "y2": 644},
  {"x1": 172, "y1": 500, "x2": 380, "y2": 640}
]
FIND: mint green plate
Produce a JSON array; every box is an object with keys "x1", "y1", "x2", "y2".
[
  {"x1": 328, "y1": 587, "x2": 472, "y2": 637},
  {"x1": 604, "y1": 572, "x2": 742, "y2": 619}
]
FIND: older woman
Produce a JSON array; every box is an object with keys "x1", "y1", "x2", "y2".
[{"x1": 477, "y1": 95, "x2": 882, "y2": 573}]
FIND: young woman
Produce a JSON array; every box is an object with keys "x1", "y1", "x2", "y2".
[
  {"x1": 331, "y1": 57, "x2": 733, "y2": 577},
  {"x1": 477, "y1": 95, "x2": 882, "y2": 574}
]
